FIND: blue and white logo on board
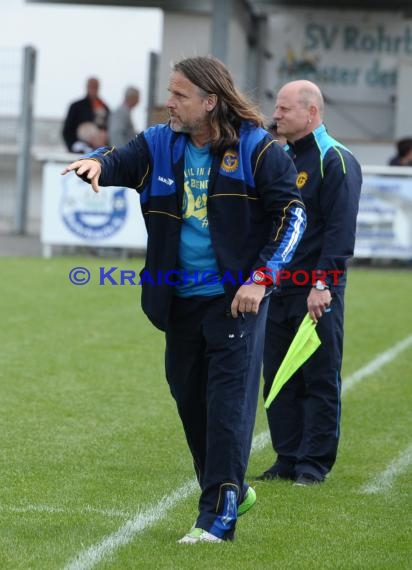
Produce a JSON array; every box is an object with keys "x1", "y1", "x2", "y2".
[{"x1": 60, "y1": 175, "x2": 128, "y2": 240}]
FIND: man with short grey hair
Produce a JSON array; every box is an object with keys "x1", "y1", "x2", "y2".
[{"x1": 108, "y1": 86, "x2": 140, "y2": 147}]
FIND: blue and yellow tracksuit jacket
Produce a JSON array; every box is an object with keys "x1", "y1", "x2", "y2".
[{"x1": 87, "y1": 121, "x2": 306, "y2": 330}]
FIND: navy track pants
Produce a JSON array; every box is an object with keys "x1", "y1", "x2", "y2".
[{"x1": 165, "y1": 294, "x2": 268, "y2": 533}]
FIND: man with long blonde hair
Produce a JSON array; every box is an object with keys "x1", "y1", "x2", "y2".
[{"x1": 62, "y1": 56, "x2": 306, "y2": 543}]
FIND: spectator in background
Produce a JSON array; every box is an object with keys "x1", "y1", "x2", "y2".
[
  {"x1": 75, "y1": 122, "x2": 107, "y2": 152},
  {"x1": 62, "y1": 77, "x2": 110, "y2": 153},
  {"x1": 388, "y1": 137, "x2": 412, "y2": 166},
  {"x1": 108, "y1": 86, "x2": 140, "y2": 147}
]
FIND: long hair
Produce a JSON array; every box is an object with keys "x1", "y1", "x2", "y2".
[{"x1": 173, "y1": 56, "x2": 264, "y2": 154}]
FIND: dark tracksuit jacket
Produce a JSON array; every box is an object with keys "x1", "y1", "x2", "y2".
[
  {"x1": 277, "y1": 123, "x2": 362, "y2": 292},
  {"x1": 85, "y1": 121, "x2": 306, "y2": 534},
  {"x1": 62, "y1": 96, "x2": 110, "y2": 152},
  {"x1": 88, "y1": 122, "x2": 306, "y2": 331},
  {"x1": 263, "y1": 123, "x2": 363, "y2": 479}
]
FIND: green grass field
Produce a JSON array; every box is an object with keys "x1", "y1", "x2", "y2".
[{"x1": 1, "y1": 258, "x2": 411, "y2": 569}]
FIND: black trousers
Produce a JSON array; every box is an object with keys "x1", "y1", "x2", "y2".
[
  {"x1": 263, "y1": 290, "x2": 344, "y2": 480},
  {"x1": 165, "y1": 294, "x2": 268, "y2": 534}
]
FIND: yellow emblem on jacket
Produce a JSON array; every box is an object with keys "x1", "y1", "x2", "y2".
[
  {"x1": 296, "y1": 171, "x2": 309, "y2": 189},
  {"x1": 221, "y1": 151, "x2": 239, "y2": 173}
]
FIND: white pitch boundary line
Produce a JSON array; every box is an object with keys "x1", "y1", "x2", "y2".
[
  {"x1": 0, "y1": 504, "x2": 131, "y2": 518},
  {"x1": 342, "y1": 334, "x2": 412, "y2": 395},
  {"x1": 62, "y1": 333, "x2": 412, "y2": 570},
  {"x1": 63, "y1": 433, "x2": 275, "y2": 570},
  {"x1": 64, "y1": 479, "x2": 198, "y2": 570},
  {"x1": 360, "y1": 443, "x2": 412, "y2": 494}
]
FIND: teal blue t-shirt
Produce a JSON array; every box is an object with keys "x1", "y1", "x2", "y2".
[{"x1": 174, "y1": 141, "x2": 224, "y2": 297}]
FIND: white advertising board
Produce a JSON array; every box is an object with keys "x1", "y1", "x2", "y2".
[
  {"x1": 41, "y1": 161, "x2": 147, "y2": 255},
  {"x1": 355, "y1": 171, "x2": 412, "y2": 259},
  {"x1": 40, "y1": 160, "x2": 412, "y2": 261}
]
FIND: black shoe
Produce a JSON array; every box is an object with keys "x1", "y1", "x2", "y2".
[
  {"x1": 255, "y1": 464, "x2": 294, "y2": 481},
  {"x1": 293, "y1": 473, "x2": 323, "y2": 486}
]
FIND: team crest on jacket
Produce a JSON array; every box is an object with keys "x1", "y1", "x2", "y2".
[
  {"x1": 296, "y1": 171, "x2": 309, "y2": 189},
  {"x1": 221, "y1": 150, "x2": 239, "y2": 173}
]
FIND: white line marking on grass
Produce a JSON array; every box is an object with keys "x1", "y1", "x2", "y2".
[
  {"x1": 63, "y1": 479, "x2": 198, "y2": 570},
  {"x1": 63, "y1": 333, "x2": 412, "y2": 570},
  {"x1": 360, "y1": 443, "x2": 412, "y2": 494},
  {"x1": 0, "y1": 504, "x2": 131, "y2": 518},
  {"x1": 251, "y1": 430, "x2": 271, "y2": 452},
  {"x1": 342, "y1": 334, "x2": 412, "y2": 394},
  {"x1": 63, "y1": 435, "x2": 273, "y2": 570}
]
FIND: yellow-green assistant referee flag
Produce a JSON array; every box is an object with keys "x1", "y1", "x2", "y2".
[{"x1": 264, "y1": 313, "x2": 321, "y2": 409}]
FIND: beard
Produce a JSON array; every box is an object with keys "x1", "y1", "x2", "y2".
[
  {"x1": 169, "y1": 118, "x2": 186, "y2": 133},
  {"x1": 168, "y1": 111, "x2": 204, "y2": 135}
]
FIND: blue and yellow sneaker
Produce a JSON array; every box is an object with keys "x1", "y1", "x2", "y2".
[{"x1": 179, "y1": 486, "x2": 255, "y2": 543}]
